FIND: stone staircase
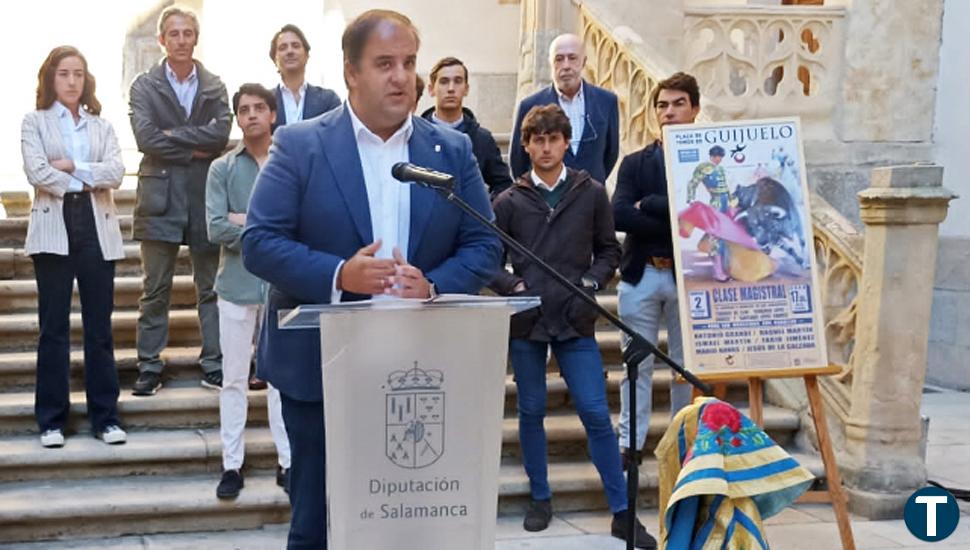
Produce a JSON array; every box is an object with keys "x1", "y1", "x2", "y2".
[{"x1": 0, "y1": 163, "x2": 804, "y2": 544}]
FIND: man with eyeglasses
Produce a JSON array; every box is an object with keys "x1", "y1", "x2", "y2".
[{"x1": 510, "y1": 33, "x2": 619, "y2": 184}]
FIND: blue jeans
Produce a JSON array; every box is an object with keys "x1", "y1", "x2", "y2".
[
  {"x1": 510, "y1": 337, "x2": 627, "y2": 513},
  {"x1": 616, "y1": 265, "x2": 692, "y2": 450}
]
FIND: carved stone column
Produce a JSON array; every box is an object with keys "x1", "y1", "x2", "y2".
[
  {"x1": 514, "y1": 0, "x2": 577, "y2": 104},
  {"x1": 841, "y1": 165, "x2": 956, "y2": 519}
]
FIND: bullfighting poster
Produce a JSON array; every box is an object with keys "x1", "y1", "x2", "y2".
[{"x1": 663, "y1": 117, "x2": 829, "y2": 379}]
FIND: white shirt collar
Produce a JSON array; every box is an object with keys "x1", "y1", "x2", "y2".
[
  {"x1": 555, "y1": 80, "x2": 584, "y2": 103},
  {"x1": 165, "y1": 61, "x2": 197, "y2": 84},
  {"x1": 52, "y1": 100, "x2": 90, "y2": 121},
  {"x1": 530, "y1": 165, "x2": 568, "y2": 191},
  {"x1": 280, "y1": 80, "x2": 308, "y2": 97},
  {"x1": 346, "y1": 100, "x2": 414, "y2": 144}
]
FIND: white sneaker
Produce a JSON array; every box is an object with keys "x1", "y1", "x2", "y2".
[
  {"x1": 98, "y1": 425, "x2": 127, "y2": 445},
  {"x1": 40, "y1": 429, "x2": 65, "y2": 448}
]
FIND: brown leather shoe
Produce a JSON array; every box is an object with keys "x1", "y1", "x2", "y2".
[{"x1": 249, "y1": 376, "x2": 267, "y2": 390}]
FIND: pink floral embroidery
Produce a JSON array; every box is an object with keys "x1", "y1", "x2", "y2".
[{"x1": 701, "y1": 402, "x2": 742, "y2": 434}]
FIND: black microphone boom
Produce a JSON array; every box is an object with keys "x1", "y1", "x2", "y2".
[{"x1": 391, "y1": 162, "x2": 455, "y2": 190}]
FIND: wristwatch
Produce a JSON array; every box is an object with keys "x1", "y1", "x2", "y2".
[
  {"x1": 581, "y1": 277, "x2": 599, "y2": 291},
  {"x1": 427, "y1": 281, "x2": 439, "y2": 300}
]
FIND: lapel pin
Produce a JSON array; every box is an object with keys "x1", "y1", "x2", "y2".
[{"x1": 434, "y1": 144, "x2": 441, "y2": 153}]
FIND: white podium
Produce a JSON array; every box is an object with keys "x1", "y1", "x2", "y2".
[{"x1": 279, "y1": 295, "x2": 540, "y2": 550}]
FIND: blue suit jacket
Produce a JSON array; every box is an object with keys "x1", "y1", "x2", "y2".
[
  {"x1": 242, "y1": 106, "x2": 503, "y2": 401},
  {"x1": 271, "y1": 83, "x2": 341, "y2": 132},
  {"x1": 510, "y1": 80, "x2": 619, "y2": 184}
]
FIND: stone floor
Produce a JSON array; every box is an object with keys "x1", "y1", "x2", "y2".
[{"x1": 8, "y1": 390, "x2": 968, "y2": 549}]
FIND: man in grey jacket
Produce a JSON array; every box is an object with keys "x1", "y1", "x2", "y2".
[{"x1": 129, "y1": 6, "x2": 231, "y2": 395}]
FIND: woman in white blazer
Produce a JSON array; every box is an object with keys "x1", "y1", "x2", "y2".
[{"x1": 21, "y1": 46, "x2": 126, "y2": 448}]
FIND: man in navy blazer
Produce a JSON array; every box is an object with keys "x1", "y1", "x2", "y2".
[
  {"x1": 242, "y1": 10, "x2": 502, "y2": 548},
  {"x1": 269, "y1": 24, "x2": 341, "y2": 132},
  {"x1": 510, "y1": 33, "x2": 619, "y2": 184}
]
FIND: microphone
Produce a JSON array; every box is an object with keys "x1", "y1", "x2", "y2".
[{"x1": 391, "y1": 162, "x2": 455, "y2": 190}]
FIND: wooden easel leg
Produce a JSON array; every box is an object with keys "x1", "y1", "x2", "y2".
[
  {"x1": 714, "y1": 382, "x2": 728, "y2": 400},
  {"x1": 748, "y1": 378, "x2": 764, "y2": 427},
  {"x1": 805, "y1": 375, "x2": 856, "y2": 550}
]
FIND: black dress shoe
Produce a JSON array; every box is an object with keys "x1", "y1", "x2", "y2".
[
  {"x1": 216, "y1": 469, "x2": 244, "y2": 500},
  {"x1": 611, "y1": 510, "x2": 657, "y2": 549},
  {"x1": 523, "y1": 499, "x2": 552, "y2": 532},
  {"x1": 132, "y1": 371, "x2": 162, "y2": 396},
  {"x1": 201, "y1": 369, "x2": 223, "y2": 390}
]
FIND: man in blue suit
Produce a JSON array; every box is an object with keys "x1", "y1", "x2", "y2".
[
  {"x1": 510, "y1": 33, "x2": 619, "y2": 184},
  {"x1": 270, "y1": 24, "x2": 341, "y2": 132},
  {"x1": 242, "y1": 10, "x2": 502, "y2": 549}
]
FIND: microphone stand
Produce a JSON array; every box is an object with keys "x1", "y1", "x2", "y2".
[{"x1": 410, "y1": 178, "x2": 713, "y2": 550}]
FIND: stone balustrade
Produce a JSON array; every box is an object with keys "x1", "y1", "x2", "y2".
[
  {"x1": 683, "y1": 5, "x2": 845, "y2": 140},
  {"x1": 579, "y1": 4, "x2": 666, "y2": 153}
]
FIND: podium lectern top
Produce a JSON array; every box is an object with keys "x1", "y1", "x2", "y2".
[{"x1": 278, "y1": 294, "x2": 541, "y2": 330}]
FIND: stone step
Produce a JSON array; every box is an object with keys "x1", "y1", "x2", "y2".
[
  {"x1": 0, "y1": 358, "x2": 732, "y2": 434},
  {"x1": 0, "y1": 428, "x2": 280, "y2": 482},
  {"x1": 0, "y1": 304, "x2": 634, "y2": 358},
  {"x1": 0, "y1": 275, "x2": 199, "y2": 313},
  {"x1": 0, "y1": 474, "x2": 290, "y2": 543},
  {"x1": 502, "y1": 406, "x2": 798, "y2": 462},
  {"x1": 0, "y1": 385, "x2": 260, "y2": 435},
  {"x1": 0, "y1": 244, "x2": 194, "y2": 280},
  {"x1": 0, "y1": 463, "x2": 656, "y2": 543},
  {"x1": 0, "y1": 399, "x2": 792, "y2": 482},
  {"x1": 0, "y1": 347, "x2": 205, "y2": 391},
  {"x1": 0, "y1": 309, "x2": 203, "y2": 353},
  {"x1": 0, "y1": 216, "x2": 133, "y2": 248},
  {"x1": 0, "y1": 383, "x2": 791, "y2": 472},
  {"x1": 114, "y1": 189, "x2": 135, "y2": 215},
  {"x1": 0, "y1": 333, "x2": 691, "y2": 404}
]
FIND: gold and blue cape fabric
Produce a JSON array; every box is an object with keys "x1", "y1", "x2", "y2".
[{"x1": 655, "y1": 397, "x2": 814, "y2": 549}]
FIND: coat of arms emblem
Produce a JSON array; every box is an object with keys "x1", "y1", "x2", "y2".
[{"x1": 385, "y1": 362, "x2": 445, "y2": 469}]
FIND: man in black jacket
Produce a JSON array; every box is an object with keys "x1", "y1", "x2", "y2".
[
  {"x1": 129, "y1": 6, "x2": 232, "y2": 396},
  {"x1": 420, "y1": 57, "x2": 512, "y2": 197},
  {"x1": 491, "y1": 104, "x2": 655, "y2": 549},
  {"x1": 612, "y1": 72, "x2": 701, "y2": 468}
]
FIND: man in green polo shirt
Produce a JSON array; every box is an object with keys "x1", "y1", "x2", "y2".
[{"x1": 205, "y1": 84, "x2": 290, "y2": 500}]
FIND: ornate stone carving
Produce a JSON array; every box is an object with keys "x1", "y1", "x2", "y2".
[
  {"x1": 810, "y1": 196, "x2": 862, "y2": 423},
  {"x1": 683, "y1": 6, "x2": 845, "y2": 139},
  {"x1": 579, "y1": 5, "x2": 666, "y2": 151}
]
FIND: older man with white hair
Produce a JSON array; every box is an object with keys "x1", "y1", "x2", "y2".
[{"x1": 510, "y1": 33, "x2": 619, "y2": 184}]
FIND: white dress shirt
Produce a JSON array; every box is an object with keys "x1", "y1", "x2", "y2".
[
  {"x1": 556, "y1": 81, "x2": 585, "y2": 155},
  {"x1": 53, "y1": 101, "x2": 93, "y2": 192},
  {"x1": 279, "y1": 81, "x2": 308, "y2": 124},
  {"x1": 331, "y1": 102, "x2": 413, "y2": 302},
  {"x1": 530, "y1": 165, "x2": 568, "y2": 192},
  {"x1": 165, "y1": 62, "x2": 198, "y2": 118}
]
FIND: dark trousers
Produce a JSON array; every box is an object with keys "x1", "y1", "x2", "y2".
[
  {"x1": 136, "y1": 239, "x2": 221, "y2": 374},
  {"x1": 281, "y1": 393, "x2": 327, "y2": 549},
  {"x1": 33, "y1": 192, "x2": 119, "y2": 434}
]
